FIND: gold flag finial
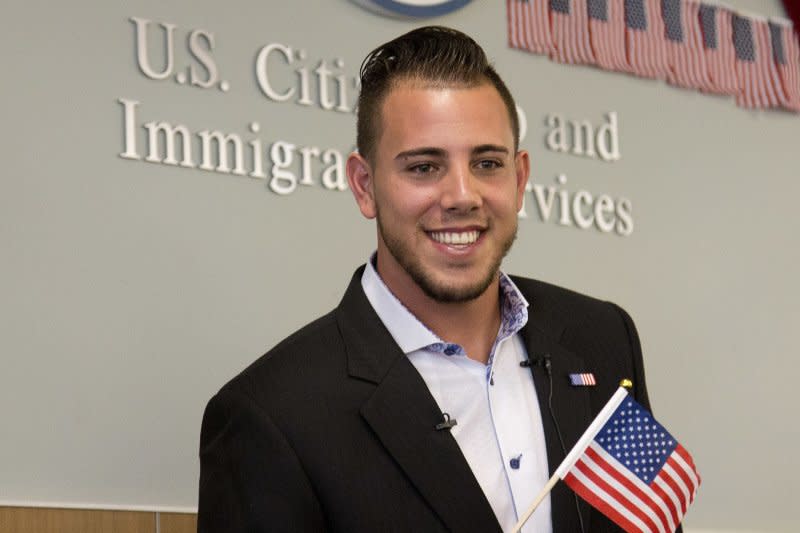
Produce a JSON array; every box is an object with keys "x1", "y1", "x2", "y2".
[{"x1": 620, "y1": 379, "x2": 633, "y2": 389}]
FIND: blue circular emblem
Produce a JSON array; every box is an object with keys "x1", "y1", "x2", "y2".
[{"x1": 351, "y1": 0, "x2": 473, "y2": 18}]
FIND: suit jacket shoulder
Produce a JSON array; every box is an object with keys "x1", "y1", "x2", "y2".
[{"x1": 511, "y1": 275, "x2": 650, "y2": 409}]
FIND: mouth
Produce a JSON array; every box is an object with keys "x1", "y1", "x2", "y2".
[{"x1": 427, "y1": 229, "x2": 482, "y2": 248}]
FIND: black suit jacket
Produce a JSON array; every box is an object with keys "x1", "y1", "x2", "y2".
[{"x1": 198, "y1": 267, "x2": 656, "y2": 532}]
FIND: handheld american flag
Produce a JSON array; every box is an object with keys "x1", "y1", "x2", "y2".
[{"x1": 512, "y1": 385, "x2": 700, "y2": 533}]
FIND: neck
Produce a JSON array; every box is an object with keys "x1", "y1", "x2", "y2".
[
  {"x1": 422, "y1": 290, "x2": 501, "y2": 365},
  {"x1": 376, "y1": 261, "x2": 502, "y2": 365}
]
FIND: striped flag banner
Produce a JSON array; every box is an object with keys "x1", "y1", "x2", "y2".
[
  {"x1": 663, "y1": 0, "x2": 713, "y2": 90},
  {"x1": 698, "y1": 3, "x2": 738, "y2": 94},
  {"x1": 733, "y1": 14, "x2": 784, "y2": 109},
  {"x1": 587, "y1": 0, "x2": 632, "y2": 72},
  {"x1": 556, "y1": 387, "x2": 700, "y2": 533},
  {"x1": 768, "y1": 19, "x2": 800, "y2": 111},
  {"x1": 508, "y1": 0, "x2": 554, "y2": 55},
  {"x1": 625, "y1": 0, "x2": 670, "y2": 79},
  {"x1": 550, "y1": 0, "x2": 596, "y2": 64}
]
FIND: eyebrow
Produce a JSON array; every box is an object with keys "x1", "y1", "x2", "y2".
[
  {"x1": 394, "y1": 147, "x2": 446, "y2": 161},
  {"x1": 472, "y1": 144, "x2": 510, "y2": 156},
  {"x1": 394, "y1": 144, "x2": 510, "y2": 161}
]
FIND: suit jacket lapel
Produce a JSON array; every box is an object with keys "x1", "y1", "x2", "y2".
[
  {"x1": 336, "y1": 267, "x2": 502, "y2": 533},
  {"x1": 519, "y1": 321, "x2": 593, "y2": 532}
]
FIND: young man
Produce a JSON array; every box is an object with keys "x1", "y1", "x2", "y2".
[{"x1": 199, "y1": 26, "x2": 652, "y2": 533}]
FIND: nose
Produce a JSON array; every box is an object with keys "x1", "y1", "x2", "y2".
[{"x1": 440, "y1": 164, "x2": 482, "y2": 213}]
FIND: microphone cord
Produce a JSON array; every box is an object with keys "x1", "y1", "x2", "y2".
[{"x1": 542, "y1": 355, "x2": 586, "y2": 533}]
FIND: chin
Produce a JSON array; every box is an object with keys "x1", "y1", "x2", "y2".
[{"x1": 413, "y1": 269, "x2": 498, "y2": 303}]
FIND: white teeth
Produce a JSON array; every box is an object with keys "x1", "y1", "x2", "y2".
[{"x1": 430, "y1": 230, "x2": 480, "y2": 245}]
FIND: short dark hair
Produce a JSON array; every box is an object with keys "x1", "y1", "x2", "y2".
[{"x1": 356, "y1": 26, "x2": 520, "y2": 164}]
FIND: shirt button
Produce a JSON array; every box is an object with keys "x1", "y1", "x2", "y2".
[{"x1": 510, "y1": 454, "x2": 522, "y2": 469}]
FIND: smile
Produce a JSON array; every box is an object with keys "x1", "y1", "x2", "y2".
[{"x1": 428, "y1": 230, "x2": 481, "y2": 246}]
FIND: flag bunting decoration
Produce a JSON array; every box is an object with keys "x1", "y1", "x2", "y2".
[
  {"x1": 507, "y1": 0, "x2": 800, "y2": 112},
  {"x1": 663, "y1": 0, "x2": 713, "y2": 90},
  {"x1": 769, "y1": 19, "x2": 800, "y2": 110},
  {"x1": 554, "y1": 387, "x2": 700, "y2": 533},
  {"x1": 733, "y1": 14, "x2": 787, "y2": 108},
  {"x1": 698, "y1": 3, "x2": 738, "y2": 94},
  {"x1": 508, "y1": 0, "x2": 554, "y2": 55},
  {"x1": 626, "y1": 0, "x2": 670, "y2": 79},
  {"x1": 551, "y1": 0, "x2": 597, "y2": 64},
  {"x1": 588, "y1": 0, "x2": 632, "y2": 72}
]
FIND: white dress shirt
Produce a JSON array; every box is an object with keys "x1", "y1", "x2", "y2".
[{"x1": 361, "y1": 260, "x2": 552, "y2": 533}]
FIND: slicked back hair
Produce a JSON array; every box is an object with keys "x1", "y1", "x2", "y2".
[{"x1": 356, "y1": 26, "x2": 520, "y2": 165}]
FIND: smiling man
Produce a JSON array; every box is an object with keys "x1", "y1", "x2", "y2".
[
  {"x1": 199, "y1": 27, "x2": 654, "y2": 533},
  {"x1": 347, "y1": 79, "x2": 527, "y2": 363}
]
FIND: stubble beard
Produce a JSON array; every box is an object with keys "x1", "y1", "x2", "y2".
[{"x1": 376, "y1": 214, "x2": 518, "y2": 303}]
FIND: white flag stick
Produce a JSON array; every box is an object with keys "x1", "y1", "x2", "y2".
[
  {"x1": 510, "y1": 385, "x2": 631, "y2": 533},
  {"x1": 510, "y1": 472, "x2": 559, "y2": 533}
]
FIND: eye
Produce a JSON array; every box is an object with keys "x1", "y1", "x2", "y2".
[
  {"x1": 475, "y1": 159, "x2": 502, "y2": 170},
  {"x1": 408, "y1": 162, "x2": 437, "y2": 174}
]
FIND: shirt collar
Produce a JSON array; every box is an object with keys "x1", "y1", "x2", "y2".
[
  {"x1": 497, "y1": 270, "x2": 529, "y2": 343},
  {"x1": 361, "y1": 255, "x2": 529, "y2": 357},
  {"x1": 361, "y1": 257, "x2": 439, "y2": 354}
]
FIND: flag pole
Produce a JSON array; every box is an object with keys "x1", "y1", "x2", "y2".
[
  {"x1": 510, "y1": 473, "x2": 559, "y2": 533},
  {"x1": 510, "y1": 380, "x2": 633, "y2": 533}
]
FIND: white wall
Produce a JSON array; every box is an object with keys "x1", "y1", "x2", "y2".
[{"x1": 1, "y1": 1, "x2": 797, "y2": 531}]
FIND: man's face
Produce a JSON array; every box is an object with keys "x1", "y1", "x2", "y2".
[{"x1": 348, "y1": 81, "x2": 529, "y2": 303}]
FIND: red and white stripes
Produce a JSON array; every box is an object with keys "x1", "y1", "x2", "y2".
[
  {"x1": 564, "y1": 442, "x2": 700, "y2": 533},
  {"x1": 589, "y1": 0, "x2": 631, "y2": 72},
  {"x1": 736, "y1": 17, "x2": 782, "y2": 108},
  {"x1": 551, "y1": 0, "x2": 596, "y2": 64},
  {"x1": 627, "y1": 0, "x2": 670, "y2": 79},
  {"x1": 774, "y1": 19, "x2": 800, "y2": 110},
  {"x1": 704, "y1": 5, "x2": 739, "y2": 94},
  {"x1": 508, "y1": 0, "x2": 553, "y2": 55}
]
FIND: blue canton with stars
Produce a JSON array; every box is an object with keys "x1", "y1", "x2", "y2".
[
  {"x1": 624, "y1": 0, "x2": 648, "y2": 31},
  {"x1": 732, "y1": 14, "x2": 756, "y2": 62},
  {"x1": 595, "y1": 398, "x2": 677, "y2": 484}
]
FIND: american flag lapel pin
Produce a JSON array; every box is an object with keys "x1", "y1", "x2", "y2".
[{"x1": 569, "y1": 373, "x2": 596, "y2": 386}]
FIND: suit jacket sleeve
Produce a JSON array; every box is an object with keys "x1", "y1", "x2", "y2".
[
  {"x1": 611, "y1": 302, "x2": 650, "y2": 410},
  {"x1": 198, "y1": 387, "x2": 328, "y2": 533}
]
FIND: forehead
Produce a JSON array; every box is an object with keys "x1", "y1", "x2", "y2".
[{"x1": 376, "y1": 81, "x2": 514, "y2": 156}]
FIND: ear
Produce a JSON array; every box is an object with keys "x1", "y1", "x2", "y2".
[
  {"x1": 514, "y1": 149, "x2": 530, "y2": 211},
  {"x1": 346, "y1": 151, "x2": 377, "y2": 219}
]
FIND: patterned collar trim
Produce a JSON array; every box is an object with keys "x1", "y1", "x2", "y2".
[
  {"x1": 497, "y1": 272, "x2": 529, "y2": 343},
  {"x1": 361, "y1": 256, "x2": 529, "y2": 362}
]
